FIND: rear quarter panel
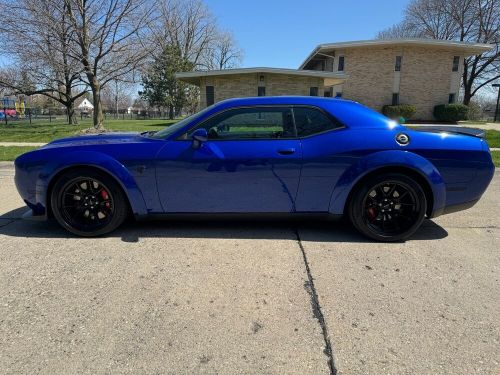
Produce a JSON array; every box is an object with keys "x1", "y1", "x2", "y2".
[{"x1": 404, "y1": 130, "x2": 494, "y2": 208}]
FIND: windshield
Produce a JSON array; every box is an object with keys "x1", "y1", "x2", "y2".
[{"x1": 150, "y1": 106, "x2": 214, "y2": 139}]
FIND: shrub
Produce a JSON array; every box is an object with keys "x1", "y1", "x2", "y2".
[
  {"x1": 382, "y1": 104, "x2": 417, "y2": 121},
  {"x1": 466, "y1": 101, "x2": 483, "y2": 121},
  {"x1": 433, "y1": 104, "x2": 469, "y2": 122}
]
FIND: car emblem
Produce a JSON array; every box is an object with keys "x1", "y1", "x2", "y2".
[{"x1": 396, "y1": 133, "x2": 410, "y2": 145}]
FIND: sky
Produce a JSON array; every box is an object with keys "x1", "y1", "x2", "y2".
[{"x1": 204, "y1": 0, "x2": 410, "y2": 68}]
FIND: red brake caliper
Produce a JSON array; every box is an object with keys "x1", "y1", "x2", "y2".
[
  {"x1": 101, "y1": 190, "x2": 110, "y2": 208},
  {"x1": 367, "y1": 207, "x2": 377, "y2": 221}
]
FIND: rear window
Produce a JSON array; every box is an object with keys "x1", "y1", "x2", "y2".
[{"x1": 293, "y1": 107, "x2": 343, "y2": 137}]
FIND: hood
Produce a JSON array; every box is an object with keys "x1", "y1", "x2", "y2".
[{"x1": 45, "y1": 132, "x2": 142, "y2": 148}]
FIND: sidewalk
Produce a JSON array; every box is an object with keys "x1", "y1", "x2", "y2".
[{"x1": 0, "y1": 142, "x2": 46, "y2": 147}]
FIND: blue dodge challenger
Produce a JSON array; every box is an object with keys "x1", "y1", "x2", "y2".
[{"x1": 14, "y1": 96, "x2": 494, "y2": 241}]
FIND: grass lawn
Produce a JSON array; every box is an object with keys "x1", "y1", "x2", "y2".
[
  {"x1": 458, "y1": 120, "x2": 491, "y2": 124},
  {"x1": 491, "y1": 151, "x2": 500, "y2": 168},
  {"x1": 485, "y1": 130, "x2": 500, "y2": 148},
  {"x1": 0, "y1": 118, "x2": 178, "y2": 143},
  {"x1": 0, "y1": 146, "x2": 39, "y2": 161}
]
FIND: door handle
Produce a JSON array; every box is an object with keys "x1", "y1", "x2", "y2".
[{"x1": 277, "y1": 148, "x2": 296, "y2": 155}]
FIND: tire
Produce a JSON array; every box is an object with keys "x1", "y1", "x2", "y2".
[
  {"x1": 348, "y1": 173, "x2": 427, "y2": 242},
  {"x1": 50, "y1": 168, "x2": 128, "y2": 237}
]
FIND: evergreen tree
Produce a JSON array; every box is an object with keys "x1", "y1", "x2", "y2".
[{"x1": 140, "y1": 46, "x2": 194, "y2": 119}]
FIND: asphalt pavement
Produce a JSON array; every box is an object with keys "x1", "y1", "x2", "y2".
[{"x1": 0, "y1": 162, "x2": 498, "y2": 374}]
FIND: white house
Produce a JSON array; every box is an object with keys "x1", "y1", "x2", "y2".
[{"x1": 77, "y1": 98, "x2": 94, "y2": 112}]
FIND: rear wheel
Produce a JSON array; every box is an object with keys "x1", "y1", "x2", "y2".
[
  {"x1": 348, "y1": 173, "x2": 427, "y2": 242},
  {"x1": 51, "y1": 168, "x2": 128, "y2": 236}
]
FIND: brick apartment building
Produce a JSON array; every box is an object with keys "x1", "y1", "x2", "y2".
[{"x1": 176, "y1": 39, "x2": 492, "y2": 120}]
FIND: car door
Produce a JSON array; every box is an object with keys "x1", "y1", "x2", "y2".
[
  {"x1": 292, "y1": 106, "x2": 350, "y2": 212},
  {"x1": 155, "y1": 106, "x2": 302, "y2": 213}
]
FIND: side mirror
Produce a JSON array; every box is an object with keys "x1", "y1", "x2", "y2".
[{"x1": 191, "y1": 128, "x2": 208, "y2": 149}]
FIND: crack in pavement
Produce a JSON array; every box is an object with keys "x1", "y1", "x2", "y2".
[{"x1": 294, "y1": 228, "x2": 337, "y2": 375}]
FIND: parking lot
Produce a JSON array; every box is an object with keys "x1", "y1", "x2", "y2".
[{"x1": 0, "y1": 162, "x2": 498, "y2": 374}]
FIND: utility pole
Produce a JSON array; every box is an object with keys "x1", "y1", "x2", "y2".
[
  {"x1": 115, "y1": 80, "x2": 118, "y2": 119},
  {"x1": 493, "y1": 84, "x2": 500, "y2": 122}
]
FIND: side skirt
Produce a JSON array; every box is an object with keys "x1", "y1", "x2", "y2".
[{"x1": 135, "y1": 212, "x2": 344, "y2": 222}]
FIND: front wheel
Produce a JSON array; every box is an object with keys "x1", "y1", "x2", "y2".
[
  {"x1": 348, "y1": 173, "x2": 427, "y2": 242},
  {"x1": 51, "y1": 168, "x2": 128, "y2": 237}
]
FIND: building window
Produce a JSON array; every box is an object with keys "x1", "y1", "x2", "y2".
[
  {"x1": 324, "y1": 90, "x2": 332, "y2": 97},
  {"x1": 448, "y1": 93, "x2": 456, "y2": 103},
  {"x1": 452, "y1": 56, "x2": 460, "y2": 72},
  {"x1": 395, "y1": 56, "x2": 402, "y2": 71},
  {"x1": 206, "y1": 86, "x2": 214, "y2": 106},
  {"x1": 310, "y1": 87, "x2": 319, "y2": 96},
  {"x1": 392, "y1": 93, "x2": 400, "y2": 105},
  {"x1": 335, "y1": 92, "x2": 342, "y2": 98},
  {"x1": 258, "y1": 86, "x2": 266, "y2": 96},
  {"x1": 338, "y1": 56, "x2": 344, "y2": 71}
]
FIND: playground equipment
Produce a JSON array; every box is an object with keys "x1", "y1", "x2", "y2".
[{"x1": 0, "y1": 96, "x2": 27, "y2": 120}]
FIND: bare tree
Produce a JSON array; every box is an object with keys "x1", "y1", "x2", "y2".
[
  {"x1": 200, "y1": 30, "x2": 243, "y2": 70},
  {"x1": 376, "y1": 22, "x2": 421, "y2": 40},
  {"x1": 147, "y1": 0, "x2": 243, "y2": 70},
  {"x1": 101, "y1": 80, "x2": 134, "y2": 115},
  {"x1": 0, "y1": 0, "x2": 87, "y2": 124},
  {"x1": 63, "y1": 0, "x2": 154, "y2": 129},
  {"x1": 377, "y1": 0, "x2": 500, "y2": 104},
  {"x1": 139, "y1": 0, "x2": 242, "y2": 115},
  {"x1": 146, "y1": 0, "x2": 216, "y2": 67}
]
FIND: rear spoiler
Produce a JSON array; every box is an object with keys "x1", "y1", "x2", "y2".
[{"x1": 409, "y1": 126, "x2": 485, "y2": 138}]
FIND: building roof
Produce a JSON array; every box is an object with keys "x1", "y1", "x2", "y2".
[
  {"x1": 299, "y1": 38, "x2": 493, "y2": 69},
  {"x1": 75, "y1": 97, "x2": 94, "y2": 109},
  {"x1": 175, "y1": 67, "x2": 348, "y2": 86}
]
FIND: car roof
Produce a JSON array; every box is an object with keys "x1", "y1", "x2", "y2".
[{"x1": 214, "y1": 96, "x2": 356, "y2": 108}]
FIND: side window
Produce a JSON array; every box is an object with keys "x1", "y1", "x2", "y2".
[
  {"x1": 294, "y1": 107, "x2": 343, "y2": 137},
  {"x1": 395, "y1": 56, "x2": 402, "y2": 71},
  {"x1": 338, "y1": 56, "x2": 345, "y2": 71},
  {"x1": 452, "y1": 56, "x2": 460, "y2": 72},
  {"x1": 189, "y1": 107, "x2": 296, "y2": 140}
]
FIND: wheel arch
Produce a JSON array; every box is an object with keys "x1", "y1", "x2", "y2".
[
  {"x1": 39, "y1": 151, "x2": 148, "y2": 218},
  {"x1": 343, "y1": 166, "x2": 434, "y2": 217},
  {"x1": 46, "y1": 165, "x2": 134, "y2": 218},
  {"x1": 328, "y1": 150, "x2": 446, "y2": 217}
]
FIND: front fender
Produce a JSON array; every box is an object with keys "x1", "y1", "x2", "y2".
[
  {"x1": 328, "y1": 150, "x2": 446, "y2": 217},
  {"x1": 37, "y1": 151, "x2": 148, "y2": 216}
]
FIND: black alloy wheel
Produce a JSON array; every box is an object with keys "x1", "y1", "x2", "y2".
[
  {"x1": 349, "y1": 173, "x2": 427, "y2": 242},
  {"x1": 51, "y1": 168, "x2": 128, "y2": 236}
]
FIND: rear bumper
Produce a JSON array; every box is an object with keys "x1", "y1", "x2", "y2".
[{"x1": 431, "y1": 158, "x2": 494, "y2": 218}]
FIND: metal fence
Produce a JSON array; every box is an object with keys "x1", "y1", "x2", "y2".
[{"x1": 0, "y1": 105, "x2": 176, "y2": 126}]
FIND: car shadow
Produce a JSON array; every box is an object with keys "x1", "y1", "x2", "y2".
[{"x1": 0, "y1": 206, "x2": 449, "y2": 243}]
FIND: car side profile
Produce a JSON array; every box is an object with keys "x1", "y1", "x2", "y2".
[{"x1": 14, "y1": 96, "x2": 494, "y2": 241}]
